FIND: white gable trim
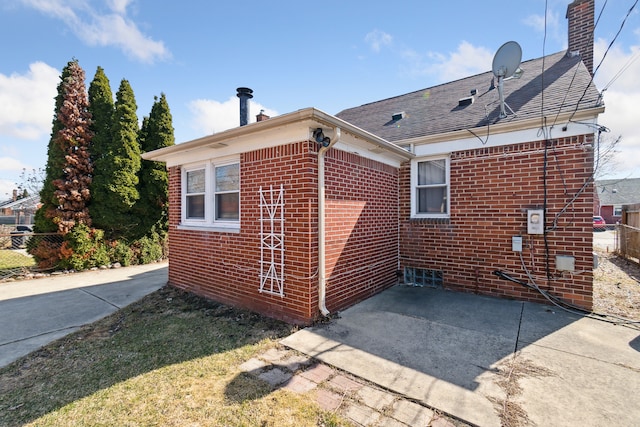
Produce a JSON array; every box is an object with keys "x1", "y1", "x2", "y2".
[{"x1": 410, "y1": 117, "x2": 599, "y2": 158}]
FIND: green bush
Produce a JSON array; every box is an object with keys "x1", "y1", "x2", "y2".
[
  {"x1": 59, "y1": 224, "x2": 110, "y2": 271},
  {"x1": 132, "y1": 234, "x2": 164, "y2": 265},
  {"x1": 110, "y1": 240, "x2": 135, "y2": 266}
]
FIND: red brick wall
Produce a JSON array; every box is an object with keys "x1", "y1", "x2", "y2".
[
  {"x1": 166, "y1": 140, "x2": 401, "y2": 324},
  {"x1": 167, "y1": 140, "x2": 318, "y2": 325},
  {"x1": 599, "y1": 206, "x2": 615, "y2": 225},
  {"x1": 324, "y1": 150, "x2": 400, "y2": 312},
  {"x1": 400, "y1": 135, "x2": 594, "y2": 309}
]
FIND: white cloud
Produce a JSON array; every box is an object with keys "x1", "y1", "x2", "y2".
[
  {"x1": 20, "y1": 0, "x2": 170, "y2": 63},
  {"x1": 0, "y1": 178, "x2": 19, "y2": 199},
  {"x1": 0, "y1": 157, "x2": 31, "y2": 197},
  {"x1": 0, "y1": 157, "x2": 30, "y2": 172},
  {"x1": 106, "y1": 0, "x2": 132, "y2": 15},
  {"x1": 523, "y1": 9, "x2": 563, "y2": 46},
  {"x1": 189, "y1": 96, "x2": 279, "y2": 136},
  {"x1": 593, "y1": 39, "x2": 640, "y2": 178},
  {"x1": 365, "y1": 29, "x2": 392, "y2": 53},
  {"x1": 0, "y1": 62, "x2": 59, "y2": 140},
  {"x1": 402, "y1": 41, "x2": 493, "y2": 83}
]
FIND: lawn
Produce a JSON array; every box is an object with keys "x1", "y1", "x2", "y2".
[
  {"x1": 0, "y1": 286, "x2": 350, "y2": 427},
  {"x1": 0, "y1": 248, "x2": 36, "y2": 270}
]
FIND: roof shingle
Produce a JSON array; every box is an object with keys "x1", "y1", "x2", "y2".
[{"x1": 336, "y1": 51, "x2": 601, "y2": 142}]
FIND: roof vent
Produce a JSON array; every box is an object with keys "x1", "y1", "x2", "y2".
[
  {"x1": 612, "y1": 188, "x2": 618, "y2": 193},
  {"x1": 392, "y1": 111, "x2": 405, "y2": 121},
  {"x1": 458, "y1": 96, "x2": 475, "y2": 107}
]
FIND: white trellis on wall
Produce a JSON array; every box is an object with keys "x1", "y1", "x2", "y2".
[{"x1": 259, "y1": 185, "x2": 285, "y2": 297}]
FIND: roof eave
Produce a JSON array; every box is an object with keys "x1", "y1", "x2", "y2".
[
  {"x1": 142, "y1": 107, "x2": 413, "y2": 163},
  {"x1": 395, "y1": 106, "x2": 605, "y2": 147}
]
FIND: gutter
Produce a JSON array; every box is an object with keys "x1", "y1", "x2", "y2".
[
  {"x1": 141, "y1": 108, "x2": 411, "y2": 164},
  {"x1": 318, "y1": 127, "x2": 340, "y2": 316}
]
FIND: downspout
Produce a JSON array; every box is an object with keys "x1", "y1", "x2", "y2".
[{"x1": 318, "y1": 127, "x2": 340, "y2": 316}]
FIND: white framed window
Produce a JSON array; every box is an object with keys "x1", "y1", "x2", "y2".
[
  {"x1": 410, "y1": 156, "x2": 450, "y2": 218},
  {"x1": 181, "y1": 158, "x2": 240, "y2": 230},
  {"x1": 185, "y1": 167, "x2": 205, "y2": 221},
  {"x1": 613, "y1": 205, "x2": 622, "y2": 217}
]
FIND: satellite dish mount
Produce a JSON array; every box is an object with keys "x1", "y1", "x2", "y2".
[{"x1": 492, "y1": 41, "x2": 522, "y2": 119}]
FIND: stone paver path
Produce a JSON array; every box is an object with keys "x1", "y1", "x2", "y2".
[{"x1": 240, "y1": 346, "x2": 464, "y2": 427}]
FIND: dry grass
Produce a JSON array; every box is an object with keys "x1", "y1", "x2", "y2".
[
  {"x1": 1, "y1": 244, "x2": 636, "y2": 426},
  {"x1": 0, "y1": 287, "x2": 349, "y2": 427},
  {"x1": 490, "y1": 354, "x2": 555, "y2": 427},
  {"x1": 593, "y1": 247, "x2": 640, "y2": 321}
]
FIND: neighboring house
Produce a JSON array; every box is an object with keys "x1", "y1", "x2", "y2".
[
  {"x1": 143, "y1": 0, "x2": 602, "y2": 324},
  {"x1": 595, "y1": 178, "x2": 640, "y2": 225},
  {"x1": 0, "y1": 190, "x2": 39, "y2": 226}
]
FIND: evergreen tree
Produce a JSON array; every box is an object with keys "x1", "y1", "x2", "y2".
[
  {"x1": 34, "y1": 59, "x2": 93, "y2": 234},
  {"x1": 91, "y1": 79, "x2": 141, "y2": 239},
  {"x1": 135, "y1": 93, "x2": 175, "y2": 238},
  {"x1": 53, "y1": 60, "x2": 93, "y2": 233},
  {"x1": 34, "y1": 61, "x2": 75, "y2": 233},
  {"x1": 87, "y1": 67, "x2": 114, "y2": 225}
]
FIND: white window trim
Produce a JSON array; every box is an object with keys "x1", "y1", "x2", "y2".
[
  {"x1": 180, "y1": 157, "x2": 240, "y2": 230},
  {"x1": 410, "y1": 155, "x2": 450, "y2": 219}
]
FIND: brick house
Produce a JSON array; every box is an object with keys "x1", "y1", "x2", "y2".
[
  {"x1": 595, "y1": 178, "x2": 640, "y2": 225},
  {"x1": 143, "y1": 0, "x2": 603, "y2": 324}
]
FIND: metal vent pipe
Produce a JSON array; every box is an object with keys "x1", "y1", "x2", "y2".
[{"x1": 236, "y1": 87, "x2": 253, "y2": 126}]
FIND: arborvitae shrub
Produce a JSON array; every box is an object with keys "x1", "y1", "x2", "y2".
[{"x1": 59, "y1": 223, "x2": 110, "y2": 271}]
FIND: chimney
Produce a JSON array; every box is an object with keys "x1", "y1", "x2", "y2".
[
  {"x1": 256, "y1": 109, "x2": 270, "y2": 122},
  {"x1": 566, "y1": 0, "x2": 594, "y2": 76},
  {"x1": 236, "y1": 87, "x2": 253, "y2": 126},
  {"x1": 12, "y1": 189, "x2": 17, "y2": 201}
]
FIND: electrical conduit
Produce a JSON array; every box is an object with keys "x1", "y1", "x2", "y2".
[{"x1": 318, "y1": 127, "x2": 340, "y2": 316}]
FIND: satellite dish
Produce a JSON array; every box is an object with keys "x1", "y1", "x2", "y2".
[
  {"x1": 492, "y1": 41, "x2": 522, "y2": 78},
  {"x1": 492, "y1": 41, "x2": 522, "y2": 118}
]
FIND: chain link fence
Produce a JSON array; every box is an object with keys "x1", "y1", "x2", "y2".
[{"x1": 0, "y1": 226, "x2": 63, "y2": 281}]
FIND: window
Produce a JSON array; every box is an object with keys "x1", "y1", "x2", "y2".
[
  {"x1": 185, "y1": 168, "x2": 205, "y2": 220},
  {"x1": 181, "y1": 160, "x2": 240, "y2": 229},
  {"x1": 404, "y1": 267, "x2": 443, "y2": 288},
  {"x1": 215, "y1": 164, "x2": 239, "y2": 220},
  {"x1": 411, "y1": 157, "x2": 450, "y2": 218},
  {"x1": 614, "y1": 206, "x2": 622, "y2": 217}
]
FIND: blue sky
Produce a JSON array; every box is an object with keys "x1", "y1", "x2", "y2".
[{"x1": 1, "y1": 0, "x2": 639, "y2": 198}]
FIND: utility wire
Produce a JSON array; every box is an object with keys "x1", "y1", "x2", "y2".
[
  {"x1": 494, "y1": 254, "x2": 640, "y2": 328},
  {"x1": 601, "y1": 48, "x2": 640, "y2": 91},
  {"x1": 540, "y1": 0, "x2": 548, "y2": 134},
  {"x1": 553, "y1": 0, "x2": 607, "y2": 127},
  {"x1": 567, "y1": 0, "x2": 639, "y2": 124}
]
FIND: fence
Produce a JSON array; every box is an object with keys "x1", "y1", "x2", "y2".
[
  {"x1": 618, "y1": 204, "x2": 640, "y2": 264},
  {"x1": 0, "y1": 228, "x2": 63, "y2": 281}
]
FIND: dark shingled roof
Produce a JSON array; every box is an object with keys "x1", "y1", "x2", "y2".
[
  {"x1": 596, "y1": 178, "x2": 640, "y2": 206},
  {"x1": 336, "y1": 51, "x2": 602, "y2": 142}
]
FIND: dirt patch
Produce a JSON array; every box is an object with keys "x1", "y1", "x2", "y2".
[{"x1": 593, "y1": 248, "x2": 640, "y2": 321}]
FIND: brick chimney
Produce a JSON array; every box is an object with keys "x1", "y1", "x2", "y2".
[
  {"x1": 256, "y1": 109, "x2": 270, "y2": 122},
  {"x1": 566, "y1": 0, "x2": 594, "y2": 76}
]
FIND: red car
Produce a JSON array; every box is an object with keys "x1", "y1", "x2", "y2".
[{"x1": 593, "y1": 216, "x2": 606, "y2": 231}]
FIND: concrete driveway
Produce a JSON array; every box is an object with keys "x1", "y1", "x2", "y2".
[
  {"x1": 593, "y1": 229, "x2": 616, "y2": 252},
  {"x1": 282, "y1": 286, "x2": 640, "y2": 426},
  {"x1": 0, "y1": 262, "x2": 168, "y2": 368}
]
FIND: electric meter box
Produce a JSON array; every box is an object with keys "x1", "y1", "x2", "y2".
[
  {"x1": 527, "y1": 209, "x2": 544, "y2": 235},
  {"x1": 512, "y1": 236, "x2": 523, "y2": 252}
]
